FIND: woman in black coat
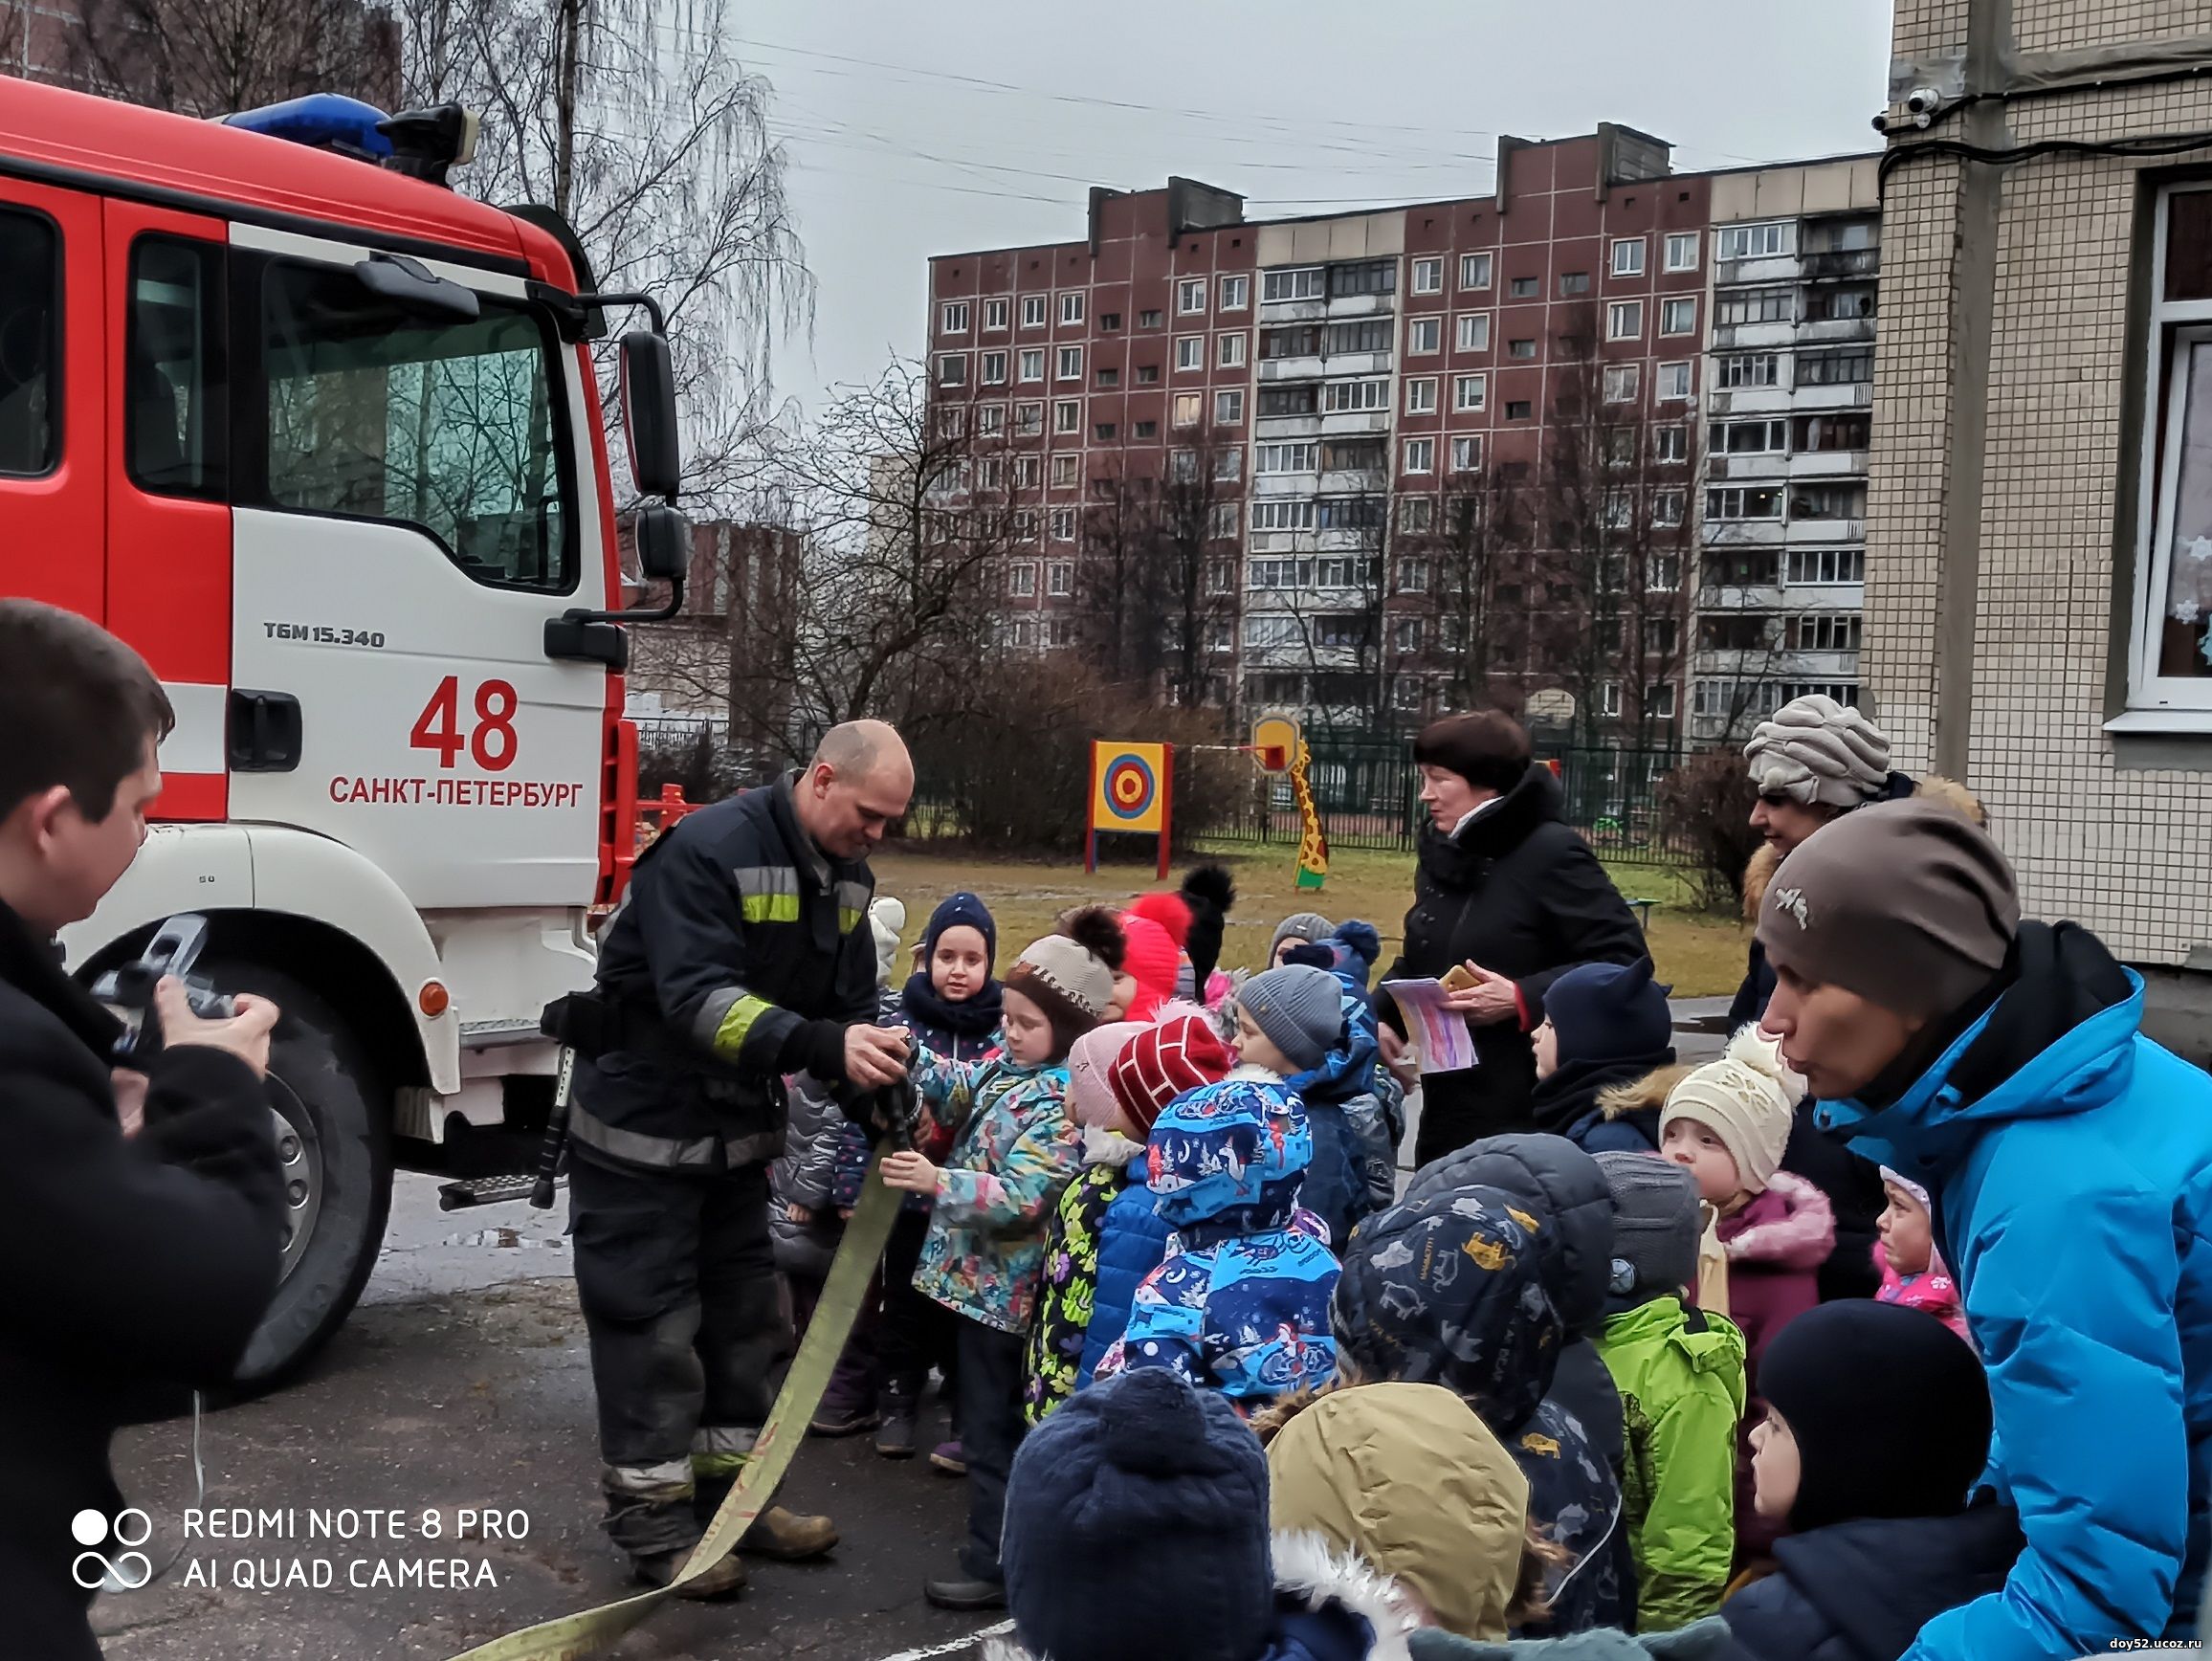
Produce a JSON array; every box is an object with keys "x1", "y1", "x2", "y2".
[{"x1": 1380, "y1": 712, "x2": 1647, "y2": 1167}]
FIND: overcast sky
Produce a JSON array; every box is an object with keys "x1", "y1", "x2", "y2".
[{"x1": 732, "y1": 0, "x2": 1897, "y2": 417}]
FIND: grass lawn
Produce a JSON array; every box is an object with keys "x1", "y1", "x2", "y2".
[{"x1": 870, "y1": 840, "x2": 1750, "y2": 998}]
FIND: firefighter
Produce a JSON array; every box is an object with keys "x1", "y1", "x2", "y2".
[{"x1": 565, "y1": 720, "x2": 916, "y2": 1595}]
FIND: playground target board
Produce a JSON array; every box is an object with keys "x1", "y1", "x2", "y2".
[{"x1": 1086, "y1": 742, "x2": 1174, "y2": 876}]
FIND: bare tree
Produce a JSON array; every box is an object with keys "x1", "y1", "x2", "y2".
[
  {"x1": 67, "y1": 0, "x2": 395, "y2": 113},
  {"x1": 1398, "y1": 463, "x2": 1537, "y2": 718},
  {"x1": 1155, "y1": 422, "x2": 1243, "y2": 711}
]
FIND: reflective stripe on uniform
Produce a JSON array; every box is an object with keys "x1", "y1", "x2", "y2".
[
  {"x1": 568, "y1": 1099, "x2": 724, "y2": 1169},
  {"x1": 835, "y1": 879, "x2": 872, "y2": 935},
  {"x1": 733, "y1": 864, "x2": 800, "y2": 923},
  {"x1": 712, "y1": 992, "x2": 777, "y2": 1060}
]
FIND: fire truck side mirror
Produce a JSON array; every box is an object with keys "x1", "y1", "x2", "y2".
[
  {"x1": 620, "y1": 331, "x2": 681, "y2": 501},
  {"x1": 633, "y1": 502, "x2": 690, "y2": 585}
]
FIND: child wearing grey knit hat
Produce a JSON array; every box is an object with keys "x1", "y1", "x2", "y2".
[
  {"x1": 1591, "y1": 1151, "x2": 1749, "y2": 1632},
  {"x1": 1267, "y1": 912, "x2": 1335, "y2": 968},
  {"x1": 1233, "y1": 963, "x2": 1345, "y2": 1075}
]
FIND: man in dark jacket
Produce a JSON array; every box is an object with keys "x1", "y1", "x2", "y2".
[
  {"x1": 0, "y1": 601, "x2": 284, "y2": 1661},
  {"x1": 568, "y1": 720, "x2": 915, "y2": 1595},
  {"x1": 1381, "y1": 713, "x2": 1647, "y2": 1165}
]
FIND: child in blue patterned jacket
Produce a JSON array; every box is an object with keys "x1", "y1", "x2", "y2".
[{"x1": 880, "y1": 907, "x2": 1123, "y2": 1612}]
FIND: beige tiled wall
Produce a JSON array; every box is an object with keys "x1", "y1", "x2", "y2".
[{"x1": 1868, "y1": 0, "x2": 2212, "y2": 965}]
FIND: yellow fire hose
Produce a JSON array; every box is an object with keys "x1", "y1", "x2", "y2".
[{"x1": 445, "y1": 1157, "x2": 903, "y2": 1661}]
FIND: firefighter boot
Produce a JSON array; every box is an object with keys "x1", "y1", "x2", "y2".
[
  {"x1": 690, "y1": 1429, "x2": 840, "y2": 1561},
  {"x1": 604, "y1": 1462, "x2": 746, "y2": 1599}
]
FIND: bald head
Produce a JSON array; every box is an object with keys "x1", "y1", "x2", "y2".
[{"x1": 797, "y1": 720, "x2": 914, "y2": 859}]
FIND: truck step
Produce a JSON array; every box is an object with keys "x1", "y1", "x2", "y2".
[{"x1": 436, "y1": 1173, "x2": 562, "y2": 1211}]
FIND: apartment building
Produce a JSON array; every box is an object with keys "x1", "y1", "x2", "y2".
[{"x1": 1691, "y1": 158, "x2": 1880, "y2": 744}]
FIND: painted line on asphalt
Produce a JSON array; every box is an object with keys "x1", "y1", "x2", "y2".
[{"x1": 875, "y1": 1618, "x2": 1014, "y2": 1660}]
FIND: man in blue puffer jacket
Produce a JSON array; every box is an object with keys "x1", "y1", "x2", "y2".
[{"x1": 1759, "y1": 800, "x2": 2212, "y2": 1659}]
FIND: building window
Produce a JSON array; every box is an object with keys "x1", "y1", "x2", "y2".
[
  {"x1": 1607, "y1": 300, "x2": 1644, "y2": 340},
  {"x1": 1405, "y1": 378, "x2": 1438, "y2": 415},
  {"x1": 1060, "y1": 292, "x2": 1083, "y2": 326},
  {"x1": 981, "y1": 350, "x2": 1008, "y2": 385},
  {"x1": 1262, "y1": 267, "x2": 1324, "y2": 302},
  {"x1": 1645, "y1": 682, "x2": 1678, "y2": 719},
  {"x1": 1396, "y1": 554, "x2": 1431, "y2": 590},
  {"x1": 1096, "y1": 366, "x2": 1119, "y2": 389},
  {"x1": 1662, "y1": 297, "x2": 1697, "y2": 336},
  {"x1": 1404, "y1": 436, "x2": 1436, "y2": 475},
  {"x1": 1654, "y1": 424, "x2": 1687, "y2": 463},
  {"x1": 978, "y1": 404, "x2": 1006, "y2": 437},
  {"x1": 1100, "y1": 312, "x2": 1122, "y2": 332},
  {"x1": 1178, "y1": 277, "x2": 1206, "y2": 315},
  {"x1": 1559, "y1": 271, "x2": 1591, "y2": 297},
  {"x1": 1804, "y1": 285, "x2": 1878, "y2": 322},
  {"x1": 1408, "y1": 316, "x2": 1443, "y2": 355},
  {"x1": 1719, "y1": 352, "x2": 1781, "y2": 388},
  {"x1": 1219, "y1": 332, "x2": 1248, "y2": 368},
  {"x1": 1051, "y1": 454, "x2": 1079, "y2": 488},
  {"x1": 1664, "y1": 232, "x2": 1699, "y2": 273},
  {"x1": 1252, "y1": 498, "x2": 1316, "y2": 532},
  {"x1": 1220, "y1": 274, "x2": 1250, "y2": 311},
  {"x1": 1216, "y1": 388, "x2": 1246, "y2": 425},
  {"x1": 1453, "y1": 373, "x2": 1487, "y2": 412},
  {"x1": 1394, "y1": 618, "x2": 1426, "y2": 654},
  {"x1": 1330, "y1": 259, "x2": 1397, "y2": 297},
  {"x1": 1321, "y1": 378, "x2": 1389, "y2": 413},
  {"x1": 1506, "y1": 399, "x2": 1532, "y2": 420},
  {"x1": 984, "y1": 298, "x2": 1009, "y2": 330},
  {"x1": 1013, "y1": 454, "x2": 1040, "y2": 488},
  {"x1": 1208, "y1": 501, "x2": 1240, "y2": 540},
  {"x1": 1451, "y1": 434, "x2": 1482, "y2": 473},
  {"x1": 1022, "y1": 295, "x2": 1048, "y2": 328},
  {"x1": 1256, "y1": 441, "x2": 1318, "y2": 475},
  {"x1": 1134, "y1": 419, "x2": 1158, "y2": 438},
  {"x1": 1716, "y1": 288, "x2": 1794, "y2": 326},
  {"x1": 1327, "y1": 319, "x2": 1393, "y2": 354},
  {"x1": 1176, "y1": 335, "x2": 1205, "y2": 372},
  {"x1": 1604, "y1": 489, "x2": 1634, "y2": 529},
  {"x1": 1509, "y1": 338, "x2": 1537, "y2": 360},
  {"x1": 1018, "y1": 348, "x2": 1044, "y2": 383},
  {"x1": 980, "y1": 456, "x2": 1005, "y2": 489},
  {"x1": 1399, "y1": 498, "x2": 1435, "y2": 535},
  {"x1": 1603, "y1": 364, "x2": 1641, "y2": 403},
  {"x1": 1047, "y1": 560, "x2": 1075, "y2": 595},
  {"x1": 1056, "y1": 346, "x2": 1082, "y2": 381},
  {"x1": 1009, "y1": 563, "x2": 1036, "y2": 597},
  {"x1": 1611, "y1": 237, "x2": 1646, "y2": 277},
  {"x1": 1053, "y1": 400, "x2": 1081, "y2": 433},
  {"x1": 1139, "y1": 308, "x2": 1164, "y2": 328},
  {"x1": 1259, "y1": 385, "x2": 1317, "y2": 416},
  {"x1": 1652, "y1": 489, "x2": 1685, "y2": 527},
  {"x1": 1050, "y1": 508, "x2": 1076, "y2": 542},
  {"x1": 1173, "y1": 391, "x2": 1204, "y2": 428},
  {"x1": 1411, "y1": 256, "x2": 1443, "y2": 295},
  {"x1": 1795, "y1": 412, "x2": 1872, "y2": 452},
  {"x1": 1658, "y1": 361, "x2": 1692, "y2": 401},
  {"x1": 941, "y1": 300, "x2": 969, "y2": 334},
  {"x1": 1707, "y1": 485, "x2": 1783, "y2": 520},
  {"x1": 1454, "y1": 312, "x2": 1492, "y2": 354},
  {"x1": 935, "y1": 406, "x2": 966, "y2": 442},
  {"x1": 1791, "y1": 481, "x2": 1868, "y2": 520},
  {"x1": 937, "y1": 353, "x2": 967, "y2": 386},
  {"x1": 1716, "y1": 221, "x2": 1795, "y2": 261},
  {"x1": 1598, "y1": 681, "x2": 1622, "y2": 719},
  {"x1": 1015, "y1": 403, "x2": 1044, "y2": 436},
  {"x1": 1510, "y1": 276, "x2": 1539, "y2": 299},
  {"x1": 1607, "y1": 429, "x2": 1637, "y2": 466},
  {"x1": 1460, "y1": 252, "x2": 1493, "y2": 291},
  {"x1": 1787, "y1": 547, "x2": 1866, "y2": 584},
  {"x1": 1215, "y1": 445, "x2": 1244, "y2": 480},
  {"x1": 1711, "y1": 418, "x2": 1788, "y2": 454},
  {"x1": 1094, "y1": 422, "x2": 1116, "y2": 442},
  {"x1": 1799, "y1": 346, "x2": 1874, "y2": 386},
  {"x1": 1788, "y1": 611, "x2": 1864, "y2": 652}
]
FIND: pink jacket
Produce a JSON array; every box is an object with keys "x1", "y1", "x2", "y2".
[{"x1": 1875, "y1": 1242, "x2": 1975, "y2": 1349}]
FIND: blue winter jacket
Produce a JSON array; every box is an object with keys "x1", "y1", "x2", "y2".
[
  {"x1": 1077, "y1": 1177, "x2": 1172, "y2": 1387},
  {"x1": 1812, "y1": 923, "x2": 2212, "y2": 1660}
]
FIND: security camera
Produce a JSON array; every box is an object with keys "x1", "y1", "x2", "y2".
[{"x1": 1905, "y1": 87, "x2": 1941, "y2": 127}]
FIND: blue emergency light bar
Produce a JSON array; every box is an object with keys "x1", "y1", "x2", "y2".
[{"x1": 222, "y1": 94, "x2": 395, "y2": 160}]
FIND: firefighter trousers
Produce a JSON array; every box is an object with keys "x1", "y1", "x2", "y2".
[{"x1": 569, "y1": 1148, "x2": 783, "y2": 1558}]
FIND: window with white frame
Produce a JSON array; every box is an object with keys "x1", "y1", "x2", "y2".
[
  {"x1": 1411, "y1": 256, "x2": 1443, "y2": 295},
  {"x1": 1716, "y1": 288, "x2": 1794, "y2": 326},
  {"x1": 1256, "y1": 441, "x2": 1318, "y2": 475},
  {"x1": 1455, "y1": 312, "x2": 1492, "y2": 353},
  {"x1": 1400, "y1": 497, "x2": 1435, "y2": 534},
  {"x1": 1048, "y1": 559, "x2": 1074, "y2": 594},
  {"x1": 1252, "y1": 498, "x2": 1316, "y2": 532},
  {"x1": 1405, "y1": 378, "x2": 1438, "y2": 415},
  {"x1": 1453, "y1": 373, "x2": 1487, "y2": 412},
  {"x1": 1176, "y1": 335, "x2": 1205, "y2": 372},
  {"x1": 980, "y1": 350, "x2": 1007, "y2": 385},
  {"x1": 1056, "y1": 345, "x2": 1082, "y2": 380},
  {"x1": 1178, "y1": 277, "x2": 1207, "y2": 315},
  {"x1": 1395, "y1": 617, "x2": 1425, "y2": 653},
  {"x1": 1611, "y1": 237, "x2": 1646, "y2": 277},
  {"x1": 1598, "y1": 681, "x2": 1622, "y2": 719},
  {"x1": 1215, "y1": 388, "x2": 1246, "y2": 425},
  {"x1": 941, "y1": 301, "x2": 969, "y2": 334},
  {"x1": 1173, "y1": 392, "x2": 1204, "y2": 428},
  {"x1": 1604, "y1": 490, "x2": 1634, "y2": 529},
  {"x1": 1321, "y1": 379, "x2": 1389, "y2": 413},
  {"x1": 1658, "y1": 361, "x2": 1692, "y2": 401},
  {"x1": 1021, "y1": 295, "x2": 1048, "y2": 328},
  {"x1": 1050, "y1": 508, "x2": 1076, "y2": 542},
  {"x1": 1396, "y1": 555, "x2": 1431, "y2": 590},
  {"x1": 1018, "y1": 348, "x2": 1044, "y2": 383},
  {"x1": 1404, "y1": 436, "x2": 1436, "y2": 475},
  {"x1": 1451, "y1": 434, "x2": 1482, "y2": 473},
  {"x1": 1392, "y1": 675, "x2": 1426, "y2": 711},
  {"x1": 934, "y1": 406, "x2": 965, "y2": 440},
  {"x1": 1060, "y1": 292, "x2": 1083, "y2": 326},
  {"x1": 1209, "y1": 501, "x2": 1240, "y2": 540},
  {"x1": 1604, "y1": 363, "x2": 1642, "y2": 403},
  {"x1": 1718, "y1": 352, "x2": 1781, "y2": 388},
  {"x1": 1220, "y1": 274, "x2": 1250, "y2": 311},
  {"x1": 1707, "y1": 485, "x2": 1783, "y2": 520},
  {"x1": 1009, "y1": 563, "x2": 1037, "y2": 597},
  {"x1": 1014, "y1": 455, "x2": 1040, "y2": 488},
  {"x1": 1168, "y1": 449, "x2": 1199, "y2": 484},
  {"x1": 1652, "y1": 489, "x2": 1685, "y2": 527},
  {"x1": 1607, "y1": 300, "x2": 1644, "y2": 340},
  {"x1": 2127, "y1": 188, "x2": 2212, "y2": 709},
  {"x1": 1654, "y1": 425, "x2": 1687, "y2": 463},
  {"x1": 1245, "y1": 613, "x2": 1308, "y2": 649},
  {"x1": 1013, "y1": 507, "x2": 1040, "y2": 538},
  {"x1": 979, "y1": 455, "x2": 1005, "y2": 489},
  {"x1": 1716, "y1": 221, "x2": 1795, "y2": 261},
  {"x1": 1015, "y1": 402, "x2": 1043, "y2": 435},
  {"x1": 1606, "y1": 429, "x2": 1637, "y2": 466},
  {"x1": 1215, "y1": 445, "x2": 1243, "y2": 480},
  {"x1": 937, "y1": 353, "x2": 967, "y2": 386},
  {"x1": 978, "y1": 404, "x2": 1006, "y2": 438},
  {"x1": 1645, "y1": 682, "x2": 1678, "y2": 719},
  {"x1": 1054, "y1": 400, "x2": 1080, "y2": 433},
  {"x1": 1408, "y1": 316, "x2": 1443, "y2": 355},
  {"x1": 1787, "y1": 547, "x2": 1866, "y2": 584},
  {"x1": 1662, "y1": 297, "x2": 1697, "y2": 336},
  {"x1": 1051, "y1": 454, "x2": 1078, "y2": 488},
  {"x1": 1262, "y1": 267, "x2": 1324, "y2": 302},
  {"x1": 984, "y1": 297, "x2": 1009, "y2": 331},
  {"x1": 1459, "y1": 252, "x2": 1493, "y2": 290},
  {"x1": 1664, "y1": 232, "x2": 1699, "y2": 273},
  {"x1": 1219, "y1": 332, "x2": 1248, "y2": 368}
]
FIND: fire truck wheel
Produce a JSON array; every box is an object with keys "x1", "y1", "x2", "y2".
[{"x1": 211, "y1": 962, "x2": 395, "y2": 1390}]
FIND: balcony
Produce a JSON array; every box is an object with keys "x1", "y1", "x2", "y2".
[
  {"x1": 1714, "y1": 254, "x2": 1805, "y2": 288},
  {"x1": 1705, "y1": 387, "x2": 1795, "y2": 418},
  {"x1": 1319, "y1": 410, "x2": 1392, "y2": 437},
  {"x1": 1788, "y1": 448, "x2": 1869, "y2": 480},
  {"x1": 1318, "y1": 467, "x2": 1388, "y2": 494},
  {"x1": 1803, "y1": 249, "x2": 1880, "y2": 281},
  {"x1": 1250, "y1": 474, "x2": 1319, "y2": 498},
  {"x1": 1710, "y1": 321, "x2": 1799, "y2": 353},
  {"x1": 1704, "y1": 518, "x2": 1786, "y2": 546},
  {"x1": 1798, "y1": 314, "x2": 1876, "y2": 345},
  {"x1": 1259, "y1": 298, "x2": 1327, "y2": 325},
  {"x1": 1325, "y1": 292, "x2": 1397, "y2": 319},
  {"x1": 1254, "y1": 413, "x2": 1323, "y2": 440},
  {"x1": 1784, "y1": 515, "x2": 1866, "y2": 543},
  {"x1": 1707, "y1": 453, "x2": 1789, "y2": 482},
  {"x1": 1258, "y1": 355, "x2": 1326, "y2": 383},
  {"x1": 1787, "y1": 380, "x2": 1874, "y2": 412}
]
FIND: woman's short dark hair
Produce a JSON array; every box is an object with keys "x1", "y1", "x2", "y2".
[
  {"x1": 0, "y1": 600, "x2": 175, "y2": 823},
  {"x1": 1413, "y1": 712, "x2": 1532, "y2": 797}
]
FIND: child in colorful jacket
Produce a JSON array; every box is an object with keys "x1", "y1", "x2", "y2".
[
  {"x1": 1872, "y1": 1166, "x2": 1970, "y2": 1347},
  {"x1": 1591, "y1": 1151, "x2": 1747, "y2": 1631},
  {"x1": 1021, "y1": 1010, "x2": 1231, "y2": 1425},
  {"x1": 1095, "y1": 1071, "x2": 1340, "y2": 1408},
  {"x1": 880, "y1": 909, "x2": 1122, "y2": 1608}
]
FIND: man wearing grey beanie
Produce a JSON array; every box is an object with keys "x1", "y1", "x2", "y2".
[{"x1": 1758, "y1": 797, "x2": 2212, "y2": 1661}]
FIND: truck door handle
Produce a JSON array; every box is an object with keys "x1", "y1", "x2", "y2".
[{"x1": 228, "y1": 689, "x2": 303, "y2": 772}]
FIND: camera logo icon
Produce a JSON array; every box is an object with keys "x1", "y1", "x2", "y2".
[{"x1": 71, "y1": 1508, "x2": 153, "y2": 1592}]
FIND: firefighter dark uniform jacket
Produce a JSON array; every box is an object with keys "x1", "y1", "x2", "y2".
[{"x1": 570, "y1": 772, "x2": 878, "y2": 1174}]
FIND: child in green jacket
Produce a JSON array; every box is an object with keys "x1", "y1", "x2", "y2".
[{"x1": 1591, "y1": 1150, "x2": 1747, "y2": 1632}]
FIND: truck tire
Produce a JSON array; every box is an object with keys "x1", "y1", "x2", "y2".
[{"x1": 204, "y1": 961, "x2": 394, "y2": 1390}]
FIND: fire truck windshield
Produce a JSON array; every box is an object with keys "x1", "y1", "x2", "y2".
[{"x1": 255, "y1": 258, "x2": 576, "y2": 594}]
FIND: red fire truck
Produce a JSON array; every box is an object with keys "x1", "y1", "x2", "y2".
[{"x1": 0, "y1": 76, "x2": 690, "y2": 1382}]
